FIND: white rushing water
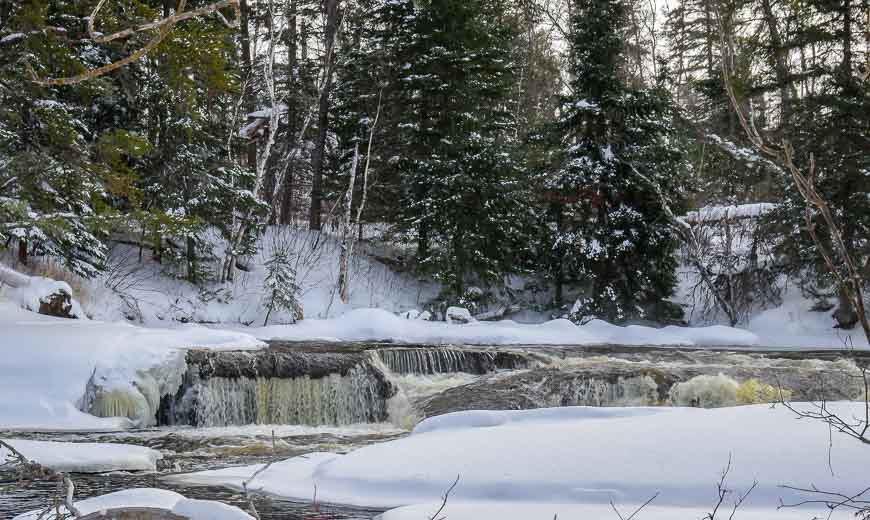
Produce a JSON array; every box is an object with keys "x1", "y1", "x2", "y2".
[{"x1": 180, "y1": 364, "x2": 390, "y2": 427}]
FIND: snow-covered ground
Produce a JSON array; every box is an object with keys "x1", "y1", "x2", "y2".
[
  {"x1": 251, "y1": 304, "x2": 864, "y2": 349},
  {"x1": 250, "y1": 307, "x2": 761, "y2": 346},
  {"x1": 171, "y1": 403, "x2": 869, "y2": 519},
  {"x1": 64, "y1": 227, "x2": 438, "y2": 325},
  {"x1": 0, "y1": 301, "x2": 261, "y2": 431},
  {"x1": 0, "y1": 439, "x2": 161, "y2": 472},
  {"x1": 13, "y1": 488, "x2": 254, "y2": 520}
]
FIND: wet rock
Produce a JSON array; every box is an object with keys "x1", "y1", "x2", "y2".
[{"x1": 37, "y1": 289, "x2": 75, "y2": 318}]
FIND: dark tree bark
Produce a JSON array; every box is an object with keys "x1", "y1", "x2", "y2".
[
  {"x1": 239, "y1": 0, "x2": 258, "y2": 183},
  {"x1": 758, "y1": 0, "x2": 794, "y2": 122},
  {"x1": 308, "y1": 0, "x2": 340, "y2": 231},
  {"x1": 278, "y1": 0, "x2": 299, "y2": 225},
  {"x1": 0, "y1": 0, "x2": 10, "y2": 30},
  {"x1": 17, "y1": 239, "x2": 27, "y2": 266},
  {"x1": 841, "y1": 0, "x2": 853, "y2": 79}
]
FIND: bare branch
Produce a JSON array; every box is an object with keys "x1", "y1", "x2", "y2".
[
  {"x1": 716, "y1": 5, "x2": 870, "y2": 345},
  {"x1": 0, "y1": 438, "x2": 83, "y2": 518},
  {"x1": 32, "y1": 0, "x2": 240, "y2": 86},
  {"x1": 610, "y1": 492, "x2": 659, "y2": 520},
  {"x1": 429, "y1": 475, "x2": 460, "y2": 520}
]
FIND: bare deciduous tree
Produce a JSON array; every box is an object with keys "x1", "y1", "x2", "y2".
[
  {"x1": 337, "y1": 91, "x2": 382, "y2": 303},
  {"x1": 718, "y1": 9, "x2": 870, "y2": 345},
  {"x1": 222, "y1": 1, "x2": 285, "y2": 282}
]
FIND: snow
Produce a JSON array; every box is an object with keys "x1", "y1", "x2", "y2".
[
  {"x1": 76, "y1": 227, "x2": 438, "y2": 325},
  {"x1": 379, "y1": 501, "x2": 804, "y2": 520},
  {"x1": 0, "y1": 439, "x2": 161, "y2": 473},
  {"x1": 172, "y1": 404, "x2": 868, "y2": 519},
  {"x1": 13, "y1": 488, "x2": 254, "y2": 520},
  {"x1": 0, "y1": 301, "x2": 262, "y2": 431},
  {"x1": 444, "y1": 306, "x2": 475, "y2": 324},
  {"x1": 252, "y1": 307, "x2": 764, "y2": 346},
  {"x1": 0, "y1": 264, "x2": 84, "y2": 318},
  {"x1": 171, "y1": 498, "x2": 256, "y2": 520},
  {"x1": 683, "y1": 203, "x2": 776, "y2": 223},
  {"x1": 746, "y1": 290, "x2": 869, "y2": 349},
  {"x1": 0, "y1": 33, "x2": 26, "y2": 45}
]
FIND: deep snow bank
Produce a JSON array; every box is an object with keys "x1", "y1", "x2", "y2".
[
  {"x1": 13, "y1": 488, "x2": 254, "y2": 520},
  {"x1": 378, "y1": 501, "x2": 804, "y2": 520},
  {"x1": 0, "y1": 439, "x2": 161, "y2": 472},
  {"x1": 171, "y1": 403, "x2": 869, "y2": 518},
  {"x1": 0, "y1": 302, "x2": 262, "y2": 430},
  {"x1": 253, "y1": 308, "x2": 764, "y2": 346}
]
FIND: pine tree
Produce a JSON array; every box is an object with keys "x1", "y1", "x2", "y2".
[
  {"x1": 0, "y1": 0, "x2": 111, "y2": 277},
  {"x1": 262, "y1": 239, "x2": 303, "y2": 325},
  {"x1": 546, "y1": 0, "x2": 687, "y2": 323},
  {"x1": 372, "y1": 0, "x2": 533, "y2": 300}
]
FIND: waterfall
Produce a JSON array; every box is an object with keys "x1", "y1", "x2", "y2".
[
  {"x1": 374, "y1": 348, "x2": 528, "y2": 375},
  {"x1": 556, "y1": 375, "x2": 662, "y2": 407},
  {"x1": 161, "y1": 362, "x2": 394, "y2": 427}
]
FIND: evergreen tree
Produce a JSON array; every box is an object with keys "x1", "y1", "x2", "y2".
[
  {"x1": 262, "y1": 237, "x2": 303, "y2": 325},
  {"x1": 0, "y1": 0, "x2": 112, "y2": 277},
  {"x1": 373, "y1": 0, "x2": 533, "y2": 300},
  {"x1": 545, "y1": 0, "x2": 687, "y2": 323}
]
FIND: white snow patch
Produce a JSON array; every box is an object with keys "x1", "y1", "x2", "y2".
[
  {"x1": 0, "y1": 439, "x2": 161, "y2": 473},
  {"x1": 13, "y1": 488, "x2": 253, "y2": 520},
  {"x1": 379, "y1": 501, "x2": 804, "y2": 520},
  {"x1": 0, "y1": 302, "x2": 262, "y2": 430},
  {"x1": 171, "y1": 403, "x2": 868, "y2": 518},
  {"x1": 683, "y1": 203, "x2": 776, "y2": 223},
  {"x1": 252, "y1": 307, "x2": 762, "y2": 346}
]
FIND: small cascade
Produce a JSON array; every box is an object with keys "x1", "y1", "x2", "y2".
[
  {"x1": 374, "y1": 347, "x2": 528, "y2": 375},
  {"x1": 158, "y1": 349, "x2": 395, "y2": 427},
  {"x1": 555, "y1": 375, "x2": 662, "y2": 407}
]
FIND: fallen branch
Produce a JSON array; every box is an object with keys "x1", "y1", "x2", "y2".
[{"x1": 0, "y1": 438, "x2": 83, "y2": 518}]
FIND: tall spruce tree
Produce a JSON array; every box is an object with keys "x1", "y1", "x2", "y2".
[
  {"x1": 372, "y1": 0, "x2": 533, "y2": 301},
  {"x1": 546, "y1": 0, "x2": 687, "y2": 323}
]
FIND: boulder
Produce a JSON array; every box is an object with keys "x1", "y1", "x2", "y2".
[{"x1": 445, "y1": 306, "x2": 475, "y2": 324}]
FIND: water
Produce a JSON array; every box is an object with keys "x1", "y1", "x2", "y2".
[
  {"x1": 179, "y1": 367, "x2": 390, "y2": 427},
  {"x1": 0, "y1": 425, "x2": 402, "y2": 519},
  {"x1": 6, "y1": 342, "x2": 870, "y2": 517}
]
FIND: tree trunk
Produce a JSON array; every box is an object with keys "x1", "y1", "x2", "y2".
[
  {"x1": 842, "y1": 0, "x2": 853, "y2": 79},
  {"x1": 278, "y1": 0, "x2": 298, "y2": 225},
  {"x1": 759, "y1": 0, "x2": 794, "y2": 122},
  {"x1": 17, "y1": 239, "x2": 27, "y2": 266},
  {"x1": 186, "y1": 236, "x2": 197, "y2": 284},
  {"x1": 308, "y1": 0, "x2": 340, "y2": 231},
  {"x1": 834, "y1": 286, "x2": 859, "y2": 329},
  {"x1": 553, "y1": 204, "x2": 563, "y2": 307},
  {"x1": 0, "y1": 0, "x2": 10, "y2": 29},
  {"x1": 239, "y1": 0, "x2": 258, "y2": 181}
]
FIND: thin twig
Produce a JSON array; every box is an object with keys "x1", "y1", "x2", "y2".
[{"x1": 429, "y1": 475, "x2": 460, "y2": 520}]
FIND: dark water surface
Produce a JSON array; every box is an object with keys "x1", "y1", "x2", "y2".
[{"x1": 0, "y1": 427, "x2": 402, "y2": 519}]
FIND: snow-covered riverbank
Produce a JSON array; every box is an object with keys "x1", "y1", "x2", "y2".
[{"x1": 170, "y1": 403, "x2": 870, "y2": 519}]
